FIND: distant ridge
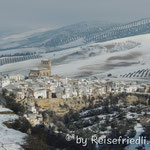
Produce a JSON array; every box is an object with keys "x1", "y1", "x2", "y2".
[{"x1": 0, "y1": 18, "x2": 150, "y2": 53}]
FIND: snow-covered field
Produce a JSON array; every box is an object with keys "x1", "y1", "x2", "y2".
[
  {"x1": 51, "y1": 33, "x2": 150, "y2": 77},
  {"x1": 1, "y1": 33, "x2": 150, "y2": 78},
  {"x1": 0, "y1": 108, "x2": 27, "y2": 150}
]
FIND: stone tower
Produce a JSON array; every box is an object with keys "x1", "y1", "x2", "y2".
[{"x1": 41, "y1": 60, "x2": 51, "y2": 74}]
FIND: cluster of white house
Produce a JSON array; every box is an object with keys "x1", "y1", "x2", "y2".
[
  {"x1": 0, "y1": 75, "x2": 94, "y2": 100},
  {"x1": 1, "y1": 74, "x2": 150, "y2": 102},
  {"x1": 1, "y1": 74, "x2": 150, "y2": 127},
  {"x1": 0, "y1": 74, "x2": 24, "y2": 88}
]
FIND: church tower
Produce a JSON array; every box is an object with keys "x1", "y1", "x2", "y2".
[{"x1": 41, "y1": 60, "x2": 51, "y2": 74}]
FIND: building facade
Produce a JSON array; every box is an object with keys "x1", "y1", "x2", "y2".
[{"x1": 29, "y1": 60, "x2": 51, "y2": 80}]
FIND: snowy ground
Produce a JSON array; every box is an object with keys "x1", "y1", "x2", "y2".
[
  {"x1": 0, "y1": 108, "x2": 27, "y2": 150},
  {"x1": 1, "y1": 33, "x2": 150, "y2": 78},
  {"x1": 49, "y1": 33, "x2": 150, "y2": 78},
  {"x1": 0, "y1": 108, "x2": 13, "y2": 113},
  {"x1": 125, "y1": 123, "x2": 150, "y2": 150}
]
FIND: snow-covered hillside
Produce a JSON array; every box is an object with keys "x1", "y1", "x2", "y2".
[
  {"x1": 0, "y1": 18, "x2": 150, "y2": 55},
  {"x1": 0, "y1": 21, "x2": 116, "y2": 52},
  {"x1": 51, "y1": 33, "x2": 150, "y2": 78},
  {"x1": 0, "y1": 33, "x2": 150, "y2": 79},
  {"x1": 0, "y1": 107, "x2": 27, "y2": 150},
  {"x1": 1, "y1": 18, "x2": 150, "y2": 74}
]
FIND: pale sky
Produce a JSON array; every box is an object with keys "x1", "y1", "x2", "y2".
[{"x1": 0, "y1": 0, "x2": 150, "y2": 31}]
